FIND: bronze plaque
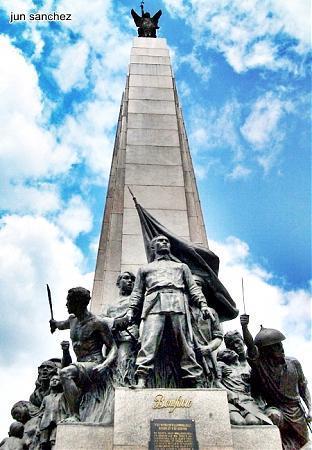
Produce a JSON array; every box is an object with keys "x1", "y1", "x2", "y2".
[{"x1": 149, "y1": 419, "x2": 199, "y2": 450}]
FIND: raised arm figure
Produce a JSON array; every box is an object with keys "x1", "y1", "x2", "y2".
[
  {"x1": 240, "y1": 314, "x2": 311, "y2": 450},
  {"x1": 49, "y1": 287, "x2": 117, "y2": 422},
  {"x1": 240, "y1": 314, "x2": 257, "y2": 357}
]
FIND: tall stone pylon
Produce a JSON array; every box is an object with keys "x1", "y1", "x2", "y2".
[{"x1": 91, "y1": 37, "x2": 208, "y2": 314}]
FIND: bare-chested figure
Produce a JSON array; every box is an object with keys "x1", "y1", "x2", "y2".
[{"x1": 49, "y1": 287, "x2": 117, "y2": 422}]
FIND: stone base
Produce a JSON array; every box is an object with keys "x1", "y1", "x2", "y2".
[
  {"x1": 231, "y1": 425, "x2": 282, "y2": 450},
  {"x1": 114, "y1": 388, "x2": 233, "y2": 449},
  {"x1": 55, "y1": 423, "x2": 113, "y2": 450},
  {"x1": 55, "y1": 389, "x2": 283, "y2": 450}
]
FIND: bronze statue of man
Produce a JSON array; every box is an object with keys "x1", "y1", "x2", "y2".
[
  {"x1": 126, "y1": 235, "x2": 210, "y2": 388},
  {"x1": 49, "y1": 287, "x2": 117, "y2": 422},
  {"x1": 106, "y1": 271, "x2": 139, "y2": 385},
  {"x1": 241, "y1": 314, "x2": 311, "y2": 450},
  {"x1": 190, "y1": 274, "x2": 223, "y2": 386}
]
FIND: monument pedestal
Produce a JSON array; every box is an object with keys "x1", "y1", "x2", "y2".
[
  {"x1": 55, "y1": 423, "x2": 113, "y2": 450},
  {"x1": 114, "y1": 388, "x2": 233, "y2": 450},
  {"x1": 55, "y1": 388, "x2": 282, "y2": 450}
]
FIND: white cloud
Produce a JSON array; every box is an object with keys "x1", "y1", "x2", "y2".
[
  {"x1": 57, "y1": 195, "x2": 93, "y2": 238},
  {"x1": 162, "y1": 0, "x2": 189, "y2": 18},
  {"x1": 194, "y1": 164, "x2": 208, "y2": 180},
  {"x1": 240, "y1": 91, "x2": 293, "y2": 172},
  {"x1": 179, "y1": 51, "x2": 211, "y2": 81},
  {"x1": 0, "y1": 36, "x2": 75, "y2": 211},
  {"x1": 58, "y1": 99, "x2": 118, "y2": 181},
  {"x1": 25, "y1": 1, "x2": 133, "y2": 182},
  {"x1": 52, "y1": 40, "x2": 90, "y2": 93},
  {"x1": 1, "y1": 0, "x2": 34, "y2": 14},
  {"x1": 270, "y1": 0, "x2": 310, "y2": 53},
  {"x1": 189, "y1": 101, "x2": 244, "y2": 163},
  {"x1": 54, "y1": 0, "x2": 113, "y2": 50},
  {"x1": 22, "y1": 25, "x2": 45, "y2": 59},
  {"x1": 0, "y1": 182, "x2": 60, "y2": 213},
  {"x1": 163, "y1": 0, "x2": 310, "y2": 73},
  {"x1": 227, "y1": 164, "x2": 251, "y2": 180},
  {"x1": 241, "y1": 92, "x2": 292, "y2": 148},
  {"x1": 0, "y1": 362, "x2": 36, "y2": 435},
  {"x1": 177, "y1": 80, "x2": 191, "y2": 98},
  {"x1": 189, "y1": 90, "x2": 297, "y2": 177}
]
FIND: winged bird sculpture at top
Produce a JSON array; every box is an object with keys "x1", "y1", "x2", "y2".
[{"x1": 131, "y1": 2, "x2": 162, "y2": 38}]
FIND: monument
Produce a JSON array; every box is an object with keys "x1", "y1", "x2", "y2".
[{"x1": 2, "y1": 5, "x2": 311, "y2": 450}]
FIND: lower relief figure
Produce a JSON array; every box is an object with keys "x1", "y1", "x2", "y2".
[
  {"x1": 216, "y1": 348, "x2": 272, "y2": 426},
  {"x1": 0, "y1": 422, "x2": 24, "y2": 450}
]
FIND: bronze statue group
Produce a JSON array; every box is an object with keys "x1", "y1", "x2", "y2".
[{"x1": 1, "y1": 235, "x2": 310, "y2": 450}]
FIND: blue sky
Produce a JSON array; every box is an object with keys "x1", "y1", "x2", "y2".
[{"x1": 0, "y1": 0, "x2": 311, "y2": 435}]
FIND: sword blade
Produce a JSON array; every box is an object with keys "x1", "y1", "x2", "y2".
[
  {"x1": 241, "y1": 277, "x2": 246, "y2": 314},
  {"x1": 46, "y1": 284, "x2": 54, "y2": 320}
]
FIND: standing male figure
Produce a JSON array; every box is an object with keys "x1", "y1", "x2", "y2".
[
  {"x1": 240, "y1": 314, "x2": 311, "y2": 450},
  {"x1": 49, "y1": 287, "x2": 117, "y2": 421},
  {"x1": 106, "y1": 271, "x2": 139, "y2": 385},
  {"x1": 126, "y1": 235, "x2": 210, "y2": 388}
]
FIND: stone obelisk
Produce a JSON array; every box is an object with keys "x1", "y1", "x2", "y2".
[{"x1": 91, "y1": 37, "x2": 208, "y2": 315}]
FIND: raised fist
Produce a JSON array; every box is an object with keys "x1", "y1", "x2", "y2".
[
  {"x1": 49, "y1": 319, "x2": 57, "y2": 334},
  {"x1": 240, "y1": 314, "x2": 249, "y2": 327},
  {"x1": 61, "y1": 340, "x2": 70, "y2": 350}
]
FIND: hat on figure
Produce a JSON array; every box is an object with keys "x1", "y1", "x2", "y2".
[{"x1": 254, "y1": 325, "x2": 286, "y2": 348}]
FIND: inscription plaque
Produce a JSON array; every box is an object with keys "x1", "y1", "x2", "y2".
[{"x1": 149, "y1": 419, "x2": 199, "y2": 450}]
